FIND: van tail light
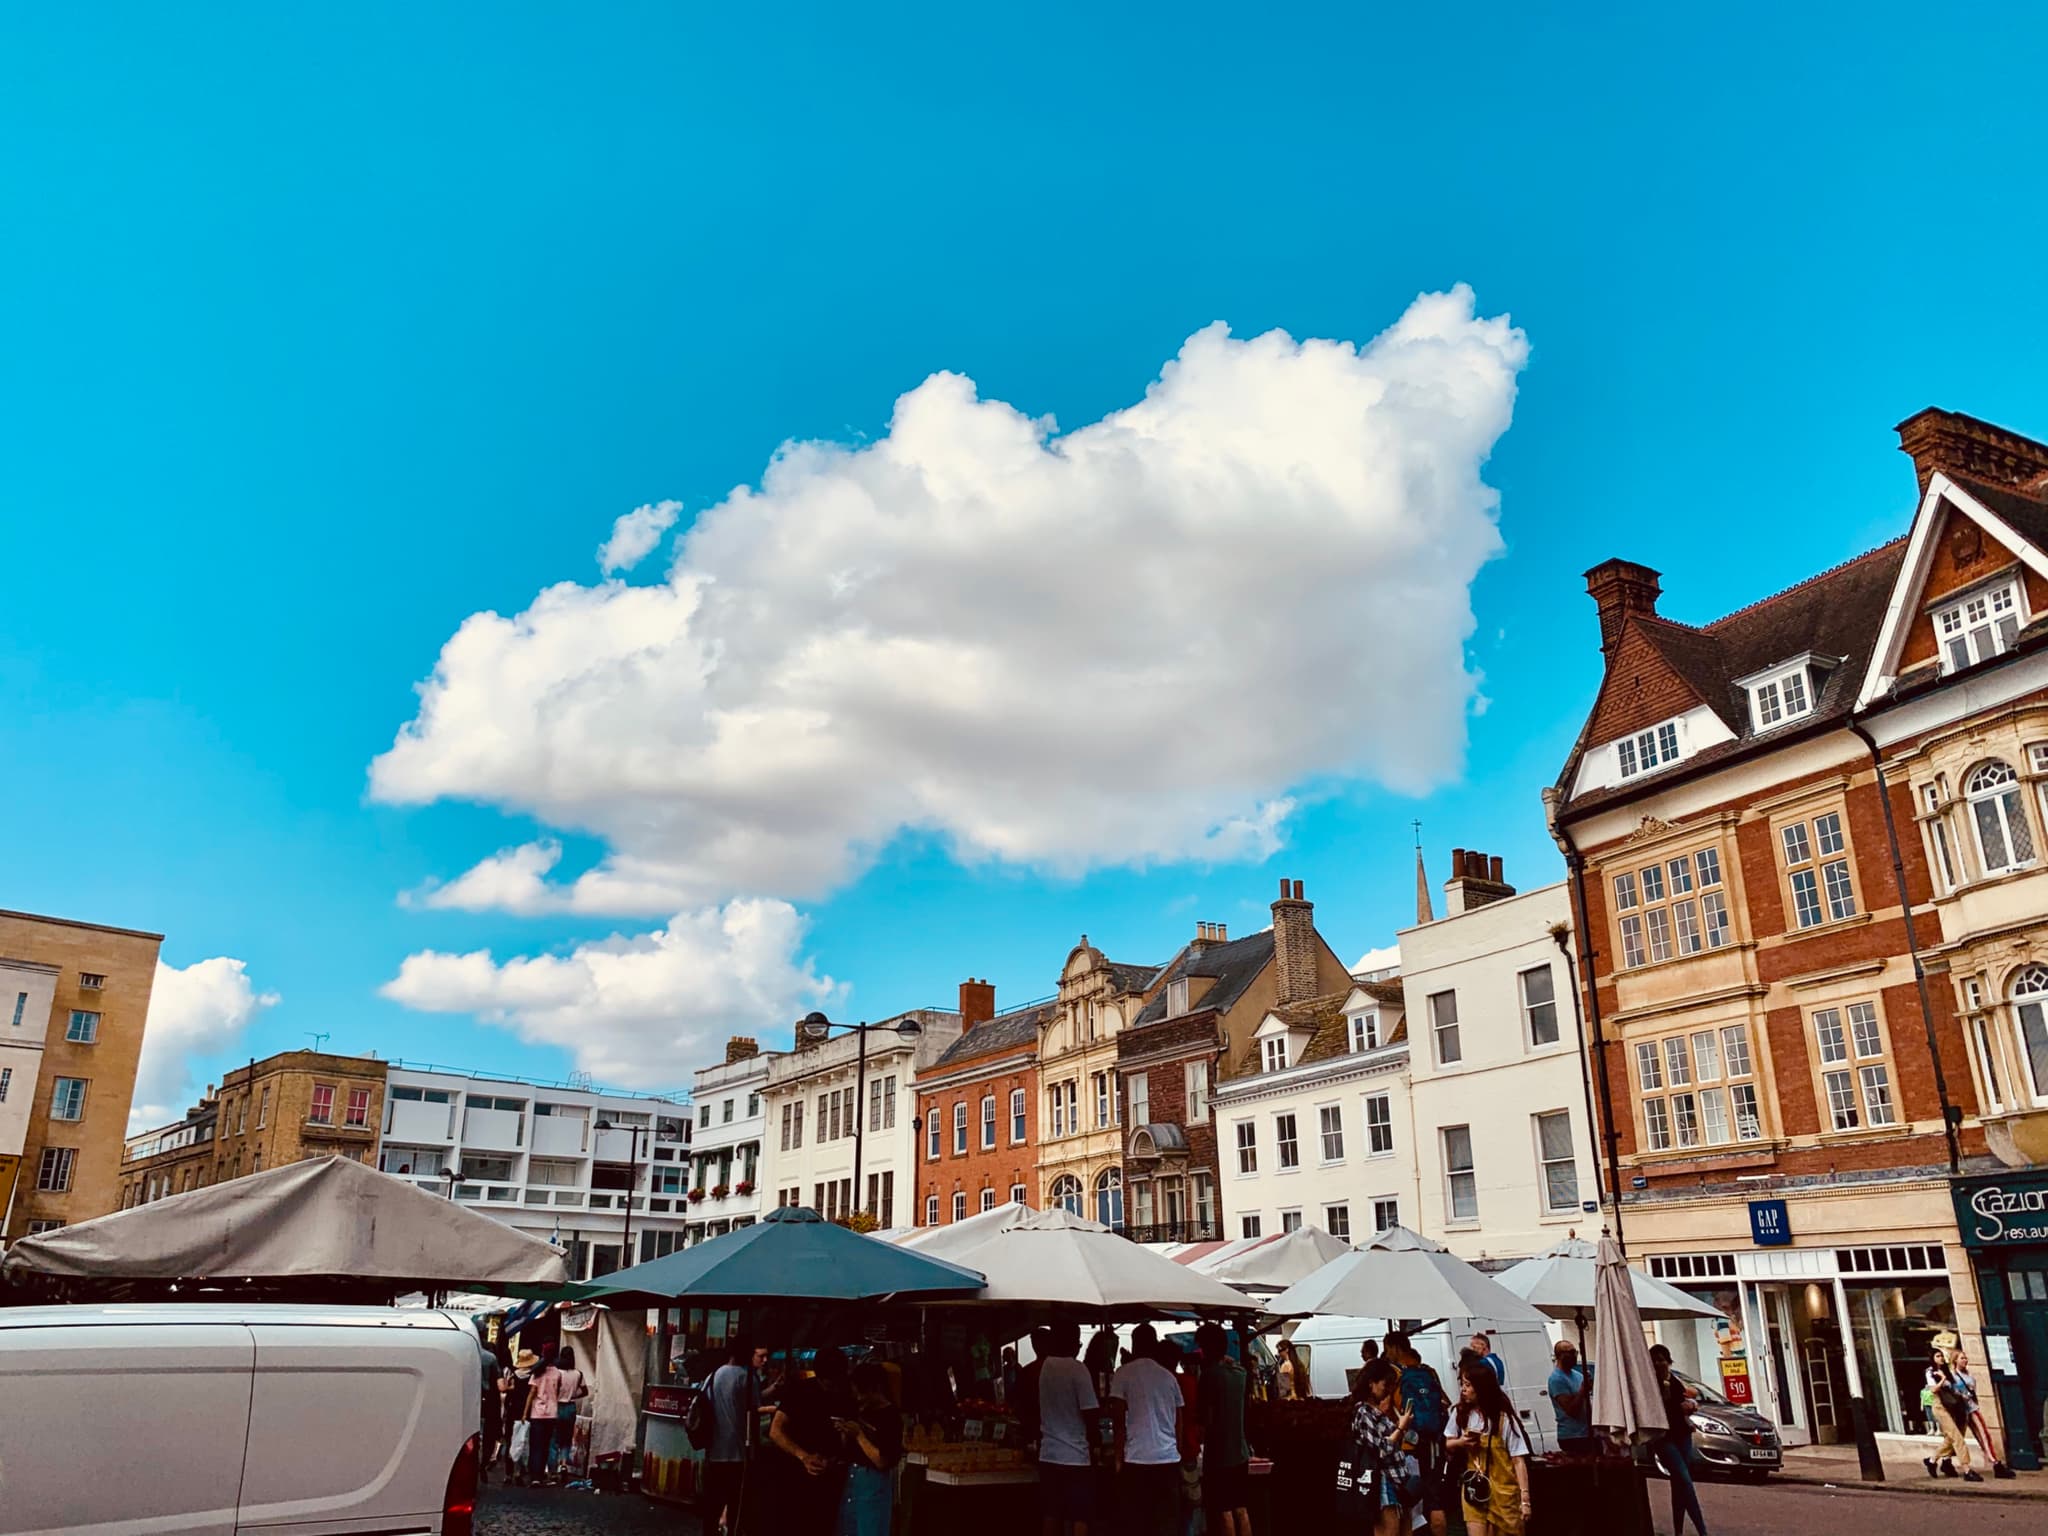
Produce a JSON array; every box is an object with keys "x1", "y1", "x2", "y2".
[{"x1": 442, "y1": 1432, "x2": 480, "y2": 1536}]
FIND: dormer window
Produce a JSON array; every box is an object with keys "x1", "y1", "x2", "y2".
[
  {"x1": 1738, "y1": 653, "x2": 1834, "y2": 736},
  {"x1": 1348, "y1": 1012, "x2": 1379, "y2": 1052},
  {"x1": 1261, "y1": 1036, "x2": 1289, "y2": 1072},
  {"x1": 1166, "y1": 978, "x2": 1189, "y2": 1018},
  {"x1": 1936, "y1": 580, "x2": 2022, "y2": 674},
  {"x1": 1616, "y1": 720, "x2": 1681, "y2": 779}
]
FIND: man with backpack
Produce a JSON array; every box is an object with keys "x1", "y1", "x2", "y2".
[
  {"x1": 703, "y1": 1338, "x2": 759, "y2": 1536},
  {"x1": 1385, "y1": 1333, "x2": 1451, "y2": 1536}
]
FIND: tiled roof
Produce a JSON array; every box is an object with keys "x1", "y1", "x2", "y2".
[
  {"x1": 928, "y1": 1001, "x2": 1053, "y2": 1070},
  {"x1": 1130, "y1": 930, "x2": 1276, "y2": 1028},
  {"x1": 1105, "y1": 960, "x2": 1163, "y2": 993},
  {"x1": 1231, "y1": 987, "x2": 1401, "y2": 1075},
  {"x1": 1952, "y1": 474, "x2": 2048, "y2": 554}
]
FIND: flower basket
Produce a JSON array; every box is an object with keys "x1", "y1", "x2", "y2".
[
  {"x1": 735, "y1": 1180, "x2": 755, "y2": 1197},
  {"x1": 710, "y1": 1184, "x2": 730, "y2": 1200},
  {"x1": 686, "y1": 1187, "x2": 706, "y2": 1204}
]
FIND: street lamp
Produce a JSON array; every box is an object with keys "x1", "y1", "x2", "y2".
[{"x1": 799, "y1": 1011, "x2": 922, "y2": 1221}]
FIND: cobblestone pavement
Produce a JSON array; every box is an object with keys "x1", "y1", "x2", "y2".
[{"x1": 477, "y1": 1481, "x2": 695, "y2": 1535}]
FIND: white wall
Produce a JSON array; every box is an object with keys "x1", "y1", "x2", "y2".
[
  {"x1": 1400, "y1": 881, "x2": 1601, "y2": 1261},
  {"x1": 0, "y1": 960, "x2": 59, "y2": 1160},
  {"x1": 688, "y1": 1052, "x2": 770, "y2": 1233}
]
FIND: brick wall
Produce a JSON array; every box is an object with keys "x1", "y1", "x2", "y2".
[
  {"x1": 1586, "y1": 624, "x2": 1705, "y2": 743},
  {"x1": 211, "y1": 1051, "x2": 387, "y2": 1182},
  {"x1": 915, "y1": 1056, "x2": 1036, "y2": 1224}
]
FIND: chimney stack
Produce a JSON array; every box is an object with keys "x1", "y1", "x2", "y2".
[
  {"x1": 1896, "y1": 408, "x2": 2048, "y2": 496},
  {"x1": 724, "y1": 1036, "x2": 760, "y2": 1065},
  {"x1": 1583, "y1": 559, "x2": 1663, "y2": 656},
  {"x1": 1270, "y1": 878, "x2": 1319, "y2": 1005},
  {"x1": 1190, "y1": 921, "x2": 1230, "y2": 952},
  {"x1": 1444, "y1": 849, "x2": 1516, "y2": 915},
  {"x1": 958, "y1": 978, "x2": 996, "y2": 1030}
]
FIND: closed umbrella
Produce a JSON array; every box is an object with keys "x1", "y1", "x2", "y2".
[
  {"x1": 913, "y1": 1207, "x2": 1251, "y2": 1317},
  {"x1": 1588, "y1": 1233, "x2": 1668, "y2": 1441},
  {"x1": 1497, "y1": 1236, "x2": 1723, "y2": 1324},
  {"x1": 578, "y1": 1205, "x2": 985, "y2": 1307},
  {"x1": 1266, "y1": 1225, "x2": 1549, "y2": 1327}
]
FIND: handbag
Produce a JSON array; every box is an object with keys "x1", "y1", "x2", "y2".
[
  {"x1": 1459, "y1": 1422, "x2": 1494, "y2": 1509},
  {"x1": 1334, "y1": 1412, "x2": 1384, "y2": 1513},
  {"x1": 509, "y1": 1420, "x2": 531, "y2": 1462}
]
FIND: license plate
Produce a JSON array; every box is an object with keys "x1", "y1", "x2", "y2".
[{"x1": 1747, "y1": 1449, "x2": 1777, "y2": 1461}]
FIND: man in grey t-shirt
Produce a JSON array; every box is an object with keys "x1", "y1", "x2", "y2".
[{"x1": 705, "y1": 1339, "x2": 758, "y2": 1536}]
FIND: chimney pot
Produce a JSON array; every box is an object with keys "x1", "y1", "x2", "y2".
[
  {"x1": 1489, "y1": 854, "x2": 1504, "y2": 883},
  {"x1": 958, "y1": 978, "x2": 996, "y2": 1031},
  {"x1": 724, "y1": 1035, "x2": 760, "y2": 1065},
  {"x1": 1292, "y1": 879, "x2": 1304, "y2": 900},
  {"x1": 1279, "y1": 878, "x2": 1290, "y2": 898}
]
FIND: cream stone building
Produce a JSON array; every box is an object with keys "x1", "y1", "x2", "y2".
[{"x1": 1036, "y1": 941, "x2": 1158, "y2": 1223}]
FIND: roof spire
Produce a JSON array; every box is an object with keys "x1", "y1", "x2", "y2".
[{"x1": 1413, "y1": 823, "x2": 1434, "y2": 924}]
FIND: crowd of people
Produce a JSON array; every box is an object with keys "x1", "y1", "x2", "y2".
[{"x1": 478, "y1": 1340, "x2": 594, "y2": 1487}]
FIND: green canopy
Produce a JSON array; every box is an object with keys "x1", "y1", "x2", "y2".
[{"x1": 578, "y1": 1206, "x2": 986, "y2": 1307}]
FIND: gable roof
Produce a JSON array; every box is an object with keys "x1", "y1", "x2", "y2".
[
  {"x1": 927, "y1": 1001, "x2": 1054, "y2": 1071},
  {"x1": 1130, "y1": 930, "x2": 1275, "y2": 1029},
  {"x1": 1557, "y1": 537, "x2": 1909, "y2": 814},
  {"x1": 1232, "y1": 987, "x2": 1409, "y2": 1075}
]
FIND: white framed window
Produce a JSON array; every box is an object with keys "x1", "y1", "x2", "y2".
[
  {"x1": 1936, "y1": 579, "x2": 2022, "y2": 674},
  {"x1": 980, "y1": 1093, "x2": 996, "y2": 1150},
  {"x1": 1364, "y1": 1092, "x2": 1393, "y2": 1155},
  {"x1": 925, "y1": 1104, "x2": 940, "y2": 1159},
  {"x1": 37, "y1": 1146, "x2": 76, "y2": 1192},
  {"x1": 1049, "y1": 1084, "x2": 1066, "y2": 1140},
  {"x1": 1349, "y1": 1011, "x2": 1379, "y2": 1052},
  {"x1": 1049, "y1": 1174, "x2": 1083, "y2": 1216},
  {"x1": 1241, "y1": 1214, "x2": 1262, "y2": 1239},
  {"x1": 952, "y1": 1191, "x2": 968, "y2": 1224},
  {"x1": 1430, "y1": 991, "x2": 1461, "y2": 1065},
  {"x1": 1638, "y1": 1023, "x2": 1761, "y2": 1150},
  {"x1": 1535, "y1": 1110, "x2": 1578, "y2": 1212},
  {"x1": 79, "y1": 972, "x2": 104, "y2": 990},
  {"x1": 1371, "y1": 1196, "x2": 1400, "y2": 1235},
  {"x1": 1442, "y1": 1126, "x2": 1477, "y2": 1222},
  {"x1": 953, "y1": 1100, "x2": 967, "y2": 1154},
  {"x1": 1094, "y1": 1071, "x2": 1112, "y2": 1129},
  {"x1": 1193, "y1": 1171, "x2": 1215, "y2": 1233},
  {"x1": 1972, "y1": 1013, "x2": 2005, "y2": 1113},
  {"x1": 1184, "y1": 1061, "x2": 1209, "y2": 1125},
  {"x1": 1614, "y1": 845, "x2": 1729, "y2": 967},
  {"x1": 1261, "y1": 1036, "x2": 1289, "y2": 1073},
  {"x1": 1324, "y1": 1203, "x2": 1351, "y2": 1243},
  {"x1": 1779, "y1": 809, "x2": 1857, "y2": 927},
  {"x1": 1010, "y1": 1181, "x2": 1027, "y2": 1204},
  {"x1": 1010, "y1": 1087, "x2": 1027, "y2": 1143},
  {"x1": 1813, "y1": 1000, "x2": 1897, "y2": 1130},
  {"x1": 1279, "y1": 1209, "x2": 1303, "y2": 1234},
  {"x1": 1967, "y1": 760, "x2": 2037, "y2": 875},
  {"x1": 2012, "y1": 963, "x2": 2048, "y2": 1105},
  {"x1": 50, "y1": 1077, "x2": 87, "y2": 1121},
  {"x1": 1129, "y1": 1072, "x2": 1149, "y2": 1127},
  {"x1": 1274, "y1": 1113, "x2": 1300, "y2": 1170},
  {"x1": 1520, "y1": 965, "x2": 1559, "y2": 1047},
  {"x1": 1318, "y1": 1104, "x2": 1344, "y2": 1162},
  {"x1": 65, "y1": 1010, "x2": 100, "y2": 1043},
  {"x1": 1746, "y1": 662, "x2": 1814, "y2": 733},
  {"x1": 1615, "y1": 718, "x2": 1683, "y2": 779},
  {"x1": 1166, "y1": 977, "x2": 1189, "y2": 1017},
  {"x1": 1095, "y1": 1167, "x2": 1123, "y2": 1228},
  {"x1": 1234, "y1": 1120, "x2": 1257, "y2": 1175}
]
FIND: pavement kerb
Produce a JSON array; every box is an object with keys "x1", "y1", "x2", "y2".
[{"x1": 1768, "y1": 1465, "x2": 2048, "y2": 1501}]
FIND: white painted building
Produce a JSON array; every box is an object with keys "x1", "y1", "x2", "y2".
[
  {"x1": 376, "y1": 1063, "x2": 692, "y2": 1280},
  {"x1": 1213, "y1": 978, "x2": 1412, "y2": 1246},
  {"x1": 759, "y1": 1009, "x2": 962, "y2": 1231},
  {"x1": 0, "y1": 957, "x2": 60, "y2": 1170},
  {"x1": 686, "y1": 1037, "x2": 770, "y2": 1245},
  {"x1": 1401, "y1": 854, "x2": 1600, "y2": 1262}
]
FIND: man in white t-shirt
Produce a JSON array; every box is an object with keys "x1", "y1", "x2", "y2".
[
  {"x1": 1109, "y1": 1324, "x2": 1185, "y2": 1536},
  {"x1": 1036, "y1": 1319, "x2": 1100, "y2": 1536}
]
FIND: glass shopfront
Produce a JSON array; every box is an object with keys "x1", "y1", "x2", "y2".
[{"x1": 1952, "y1": 1167, "x2": 2048, "y2": 1471}]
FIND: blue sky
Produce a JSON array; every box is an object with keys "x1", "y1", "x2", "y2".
[{"x1": 4, "y1": 5, "x2": 2045, "y2": 1115}]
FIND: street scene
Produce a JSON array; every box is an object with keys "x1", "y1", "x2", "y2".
[{"x1": 5, "y1": 7, "x2": 2048, "y2": 1536}]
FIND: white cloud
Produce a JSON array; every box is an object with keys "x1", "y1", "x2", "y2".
[
  {"x1": 372, "y1": 285, "x2": 1526, "y2": 915},
  {"x1": 598, "y1": 499, "x2": 682, "y2": 574},
  {"x1": 380, "y1": 899, "x2": 836, "y2": 1087},
  {"x1": 129, "y1": 957, "x2": 280, "y2": 1131},
  {"x1": 1351, "y1": 943, "x2": 1401, "y2": 976}
]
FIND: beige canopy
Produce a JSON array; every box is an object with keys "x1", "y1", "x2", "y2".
[{"x1": 3, "y1": 1155, "x2": 568, "y2": 1291}]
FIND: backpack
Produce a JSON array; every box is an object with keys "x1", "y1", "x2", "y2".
[{"x1": 683, "y1": 1384, "x2": 716, "y2": 1449}]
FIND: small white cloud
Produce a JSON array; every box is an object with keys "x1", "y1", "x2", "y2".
[
  {"x1": 375, "y1": 287, "x2": 1527, "y2": 915},
  {"x1": 598, "y1": 499, "x2": 682, "y2": 574},
  {"x1": 408, "y1": 840, "x2": 705, "y2": 917},
  {"x1": 1351, "y1": 943, "x2": 1401, "y2": 976},
  {"x1": 381, "y1": 899, "x2": 837, "y2": 1085},
  {"x1": 129, "y1": 957, "x2": 281, "y2": 1131}
]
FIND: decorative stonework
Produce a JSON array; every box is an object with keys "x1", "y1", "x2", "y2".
[{"x1": 1625, "y1": 814, "x2": 1677, "y2": 845}]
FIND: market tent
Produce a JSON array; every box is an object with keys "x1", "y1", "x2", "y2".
[
  {"x1": 913, "y1": 1207, "x2": 1251, "y2": 1318},
  {"x1": 1589, "y1": 1233, "x2": 1668, "y2": 1441},
  {"x1": 1194, "y1": 1226, "x2": 1350, "y2": 1293},
  {"x1": 897, "y1": 1198, "x2": 1033, "y2": 1261},
  {"x1": 1496, "y1": 1236, "x2": 1721, "y2": 1323},
  {"x1": 1, "y1": 1155, "x2": 567, "y2": 1295},
  {"x1": 576, "y1": 1205, "x2": 986, "y2": 1308},
  {"x1": 1265, "y1": 1224, "x2": 1549, "y2": 1327}
]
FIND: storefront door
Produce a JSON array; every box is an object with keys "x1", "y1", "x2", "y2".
[
  {"x1": 2009, "y1": 1266, "x2": 2048, "y2": 1461},
  {"x1": 1754, "y1": 1285, "x2": 1811, "y2": 1445}
]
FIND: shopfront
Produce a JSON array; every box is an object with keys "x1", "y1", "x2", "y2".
[{"x1": 1951, "y1": 1168, "x2": 2048, "y2": 1471}]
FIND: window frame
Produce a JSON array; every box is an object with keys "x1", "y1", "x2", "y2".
[
  {"x1": 1364, "y1": 1091, "x2": 1394, "y2": 1156},
  {"x1": 1234, "y1": 1119, "x2": 1257, "y2": 1175},
  {"x1": 1184, "y1": 1060, "x2": 1210, "y2": 1125},
  {"x1": 1129, "y1": 1071, "x2": 1149, "y2": 1127},
  {"x1": 1261, "y1": 1035, "x2": 1289, "y2": 1073},
  {"x1": 1324, "y1": 1203, "x2": 1351, "y2": 1243},
  {"x1": 952, "y1": 1100, "x2": 968, "y2": 1155},
  {"x1": 49, "y1": 1076, "x2": 88, "y2": 1121},
  {"x1": 1935, "y1": 577, "x2": 2023, "y2": 675},
  {"x1": 980, "y1": 1093, "x2": 996, "y2": 1150},
  {"x1": 1520, "y1": 964, "x2": 1560, "y2": 1049},
  {"x1": 1808, "y1": 998, "x2": 1901, "y2": 1133},
  {"x1": 2009, "y1": 963, "x2": 2048, "y2": 1109},
  {"x1": 1534, "y1": 1109, "x2": 1579, "y2": 1213},
  {"x1": 1442, "y1": 1125, "x2": 1478, "y2": 1224},
  {"x1": 1273, "y1": 1112, "x2": 1300, "y2": 1170},
  {"x1": 1966, "y1": 759, "x2": 2038, "y2": 877},
  {"x1": 1371, "y1": 1196, "x2": 1400, "y2": 1235},
  {"x1": 1348, "y1": 1010, "x2": 1379, "y2": 1052},
  {"x1": 1610, "y1": 843, "x2": 1733, "y2": 970},
  {"x1": 1317, "y1": 1103, "x2": 1344, "y2": 1164},
  {"x1": 65, "y1": 1010, "x2": 100, "y2": 1044},
  {"x1": 1429, "y1": 990, "x2": 1461, "y2": 1065},
  {"x1": 1635, "y1": 1022, "x2": 1764, "y2": 1153},
  {"x1": 307, "y1": 1083, "x2": 335, "y2": 1126},
  {"x1": 1010, "y1": 1086, "x2": 1027, "y2": 1144},
  {"x1": 1772, "y1": 802, "x2": 1861, "y2": 930}
]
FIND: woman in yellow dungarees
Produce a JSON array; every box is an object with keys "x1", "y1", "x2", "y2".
[{"x1": 1447, "y1": 1356, "x2": 1533, "y2": 1534}]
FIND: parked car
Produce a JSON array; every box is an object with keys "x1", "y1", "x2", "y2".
[
  {"x1": 0, "y1": 1302, "x2": 482, "y2": 1534},
  {"x1": 1672, "y1": 1367, "x2": 1783, "y2": 1480}
]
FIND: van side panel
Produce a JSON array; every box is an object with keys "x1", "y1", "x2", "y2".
[
  {"x1": 234, "y1": 1324, "x2": 478, "y2": 1535},
  {"x1": 0, "y1": 1323, "x2": 254, "y2": 1536}
]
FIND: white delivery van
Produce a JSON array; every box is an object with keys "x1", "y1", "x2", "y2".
[
  {"x1": 1286, "y1": 1313, "x2": 1559, "y2": 1453},
  {"x1": 0, "y1": 1303, "x2": 482, "y2": 1536}
]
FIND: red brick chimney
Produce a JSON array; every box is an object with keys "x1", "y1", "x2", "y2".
[
  {"x1": 1583, "y1": 559, "x2": 1663, "y2": 656},
  {"x1": 958, "y1": 978, "x2": 996, "y2": 1031},
  {"x1": 724, "y1": 1036, "x2": 759, "y2": 1064},
  {"x1": 1896, "y1": 408, "x2": 2048, "y2": 496},
  {"x1": 1444, "y1": 849, "x2": 1516, "y2": 916},
  {"x1": 1270, "y1": 879, "x2": 1318, "y2": 1005}
]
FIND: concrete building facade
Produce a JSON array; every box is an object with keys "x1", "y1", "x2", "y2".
[{"x1": 0, "y1": 908, "x2": 162, "y2": 1239}]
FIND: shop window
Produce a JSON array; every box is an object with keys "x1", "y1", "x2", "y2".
[{"x1": 1613, "y1": 845, "x2": 1731, "y2": 968}]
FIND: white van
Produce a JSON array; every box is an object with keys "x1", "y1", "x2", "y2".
[
  {"x1": 0, "y1": 1303, "x2": 483, "y2": 1536},
  {"x1": 1286, "y1": 1313, "x2": 1559, "y2": 1454}
]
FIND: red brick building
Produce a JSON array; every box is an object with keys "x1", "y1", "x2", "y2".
[
  {"x1": 913, "y1": 981, "x2": 1052, "y2": 1227},
  {"x1": 1547, "y1": 408, "x2": 2048, "y2": 1466},
  {"x1": 1115, "y1": 880, "x2": 1352, "y2": 1242}
]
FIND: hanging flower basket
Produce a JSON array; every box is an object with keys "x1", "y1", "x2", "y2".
[
  {"x1": 710, "y1": 1184, "x2": 730, "y2": 1200},
  {"x1": 735, "y1": 1180, "x2": 755, "y2": 1197},
  {"x1": 686, "y1": 1187, "x2": 706, "y2": 1204}
]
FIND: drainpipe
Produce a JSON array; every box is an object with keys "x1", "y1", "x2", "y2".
[
  {"x1": 1544, "y1": 789, "x2": 1628, "y2": 1253},
  {"x1": 1848, "y1": 718, "x2": 1963, "y2": 1176}
]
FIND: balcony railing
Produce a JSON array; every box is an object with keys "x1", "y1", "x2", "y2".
[{"x1": 1119, "y1": 1221, "x2": 1222, "y2": 1245}]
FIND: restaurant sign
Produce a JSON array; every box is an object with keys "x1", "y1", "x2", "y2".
[{"x1": 1952, "y1": 1168, "x2": 2048, "y2": 1249}]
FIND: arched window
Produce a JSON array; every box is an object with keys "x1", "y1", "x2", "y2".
[
  {"x1": 1094, "y1": 1167, "x2": 1124, "y2": 1229},
  {"x1": 1967, "y1": 761, "x2": 2036, "y2": 876},
  {"x1": 2012, "y1": 963, "x2": 2048, "y2": 1102},
  {"x1": 1049, "y1": 1174, "x2": 1084, "y2": 1216}
]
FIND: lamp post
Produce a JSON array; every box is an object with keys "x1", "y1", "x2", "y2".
[{"x1": 798, "y1": 1012, "x2": 923, "y2": 1220}]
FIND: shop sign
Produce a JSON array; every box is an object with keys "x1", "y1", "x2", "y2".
[
  {"x1": 643, "y1": 1383, "x2": 690, "y2": 1420},
  {"x1": 1747, "y1": 1199, "x2": 1791, "y2": 1247},
  {"x1": 1953, "y1": 1169, "x2": 2048, "y2": 1249},
  {"x1": 1717, "y1": 1358, "x2": 1753, "y2": 1405}
]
